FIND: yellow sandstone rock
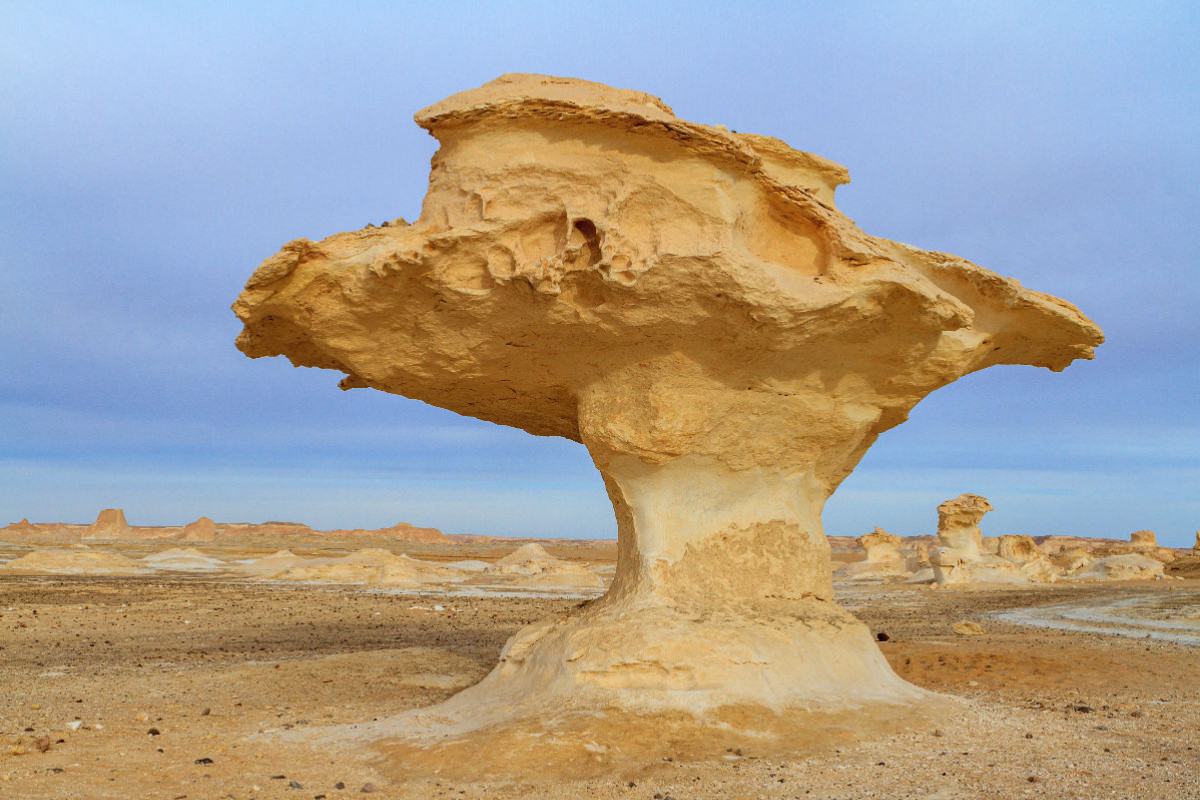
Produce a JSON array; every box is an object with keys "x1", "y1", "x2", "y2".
[{"x1": 233, "y1": 74, "x2": 1101, "y2": 777}]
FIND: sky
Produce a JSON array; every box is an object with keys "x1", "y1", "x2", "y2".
[{"x1": 1, "y1": 1, "x2": 1198, "y2": 545}]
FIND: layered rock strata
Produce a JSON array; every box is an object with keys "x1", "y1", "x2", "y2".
[{"x1": 232, "y1": 74, "x2": 1102, "y2": 773}]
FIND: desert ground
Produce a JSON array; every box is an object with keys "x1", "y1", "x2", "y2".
[{"x1": 2, "y1": 538, "x2": 1198, "y2": 800}]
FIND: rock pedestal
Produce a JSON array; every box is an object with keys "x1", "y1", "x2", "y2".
[{"x1": 233, "y1": 74, "x2": 1102, "y2": 777}]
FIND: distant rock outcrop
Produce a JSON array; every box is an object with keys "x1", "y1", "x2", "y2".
[
  {"x1": 930, "y1": 495, "x2": 1058, "y2": 586},
  {"x1": 936, "y1": 494, "x2": 993, "y2": 558},
  {"x1": 181, "y1": 516, "x2": 217, "y2": 541},
  {"x1": 835, "y1": 528, "x2": 912, "y2": 582},
  {"x1": 0, "y1": 547, "x2": 150, "y2": 575},
  {"x1": 997, "y1": 535, "x2": 1040, "y2": 563},
  {"x1": 1067, "y1": 553, "x2": 1166, "y2": 581},
  {"x1": 83, "y1": 508, "x2": 134, "y2": 541},
  {"x1": 491, "y1": 543, "x2": 568, "y2": 575},
  {"x1": 1129, "y1": 530, "x2": 1158, "y2": 549}
]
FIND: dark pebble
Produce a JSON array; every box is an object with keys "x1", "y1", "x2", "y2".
[
  {"x1": 147, "y1": 728, "x2": 161, "y2": 736},
  {"x1": 876, "y1": 632, "x2": 890, "y2": 642},
  {"x1": 290, "y1": 780, "x2": 303, "y2": 789},
  {"x1": 335, "y1": 782, "x2": 345, "y2": 789},
  {"x1": 194, "y1": 757, "x2": 213, "y2": 765}
]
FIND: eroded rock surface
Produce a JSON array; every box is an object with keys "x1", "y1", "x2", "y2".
[
  {"x1": 232, "y1": 74, "x2": 1101, "y2": 775},
  {"x1": 936, "y1": 495, "x2": 993, "y2": 559},
  {"x1": 931, "y1": 497, "x2": 1061, "y2": 586},
  {"x1": 836, "y1": 527, "x2": 911, "y2": 581},
  {"x1": 83, "y1": 508, "x2": 134, "y2": 541}
]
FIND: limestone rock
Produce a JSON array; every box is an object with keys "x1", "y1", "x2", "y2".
[
  {"x1": 264, "y1": 548, "x2": 465, "y2": 587},
  {"x1": 231, "y1": 74, "x2": 1101, "y2": 774},
  {"x1": 83, "y1": 508, "x2": 133, "y2": 541},
  {"x1": 859, "y1": 527, "x2": 902, "y2": 563},
  {"x1": 998, "y1": 535, "x2": 1040, "y2": 563},
  {"x1": 929, "y1": 498, "x2": 1058, "y2": 586},
  {"x1": 1129, "y1": 530, "x2": 1157, "y2": 549},
  {"x1": 181, "y1": 516, "x2": 216, "y2": 541},
  {"x1": 1067, "y1": 553, "x2": 1166, "y2": 581},
  {"x1": 491, "y1": 542, "x2": 569, "y2": 575},
  {"x1": 1195, "y1": 531, "x2": 1200, "y2": 552},
  {"x1": 141, "y1": 547, "x2": 224, "y2": 571},
  {"x1": 936, "y1": 495, "x2": 993, "y2": 559},
  {"x1": 836, "y1": 527, "x2": 911, "y2": 581},
  {"x1": 952, "y1": 620, "x2": 984, "y2": 636},
  {"x1": 0, "y1": 548, "x2": 150, "y2": 575}
]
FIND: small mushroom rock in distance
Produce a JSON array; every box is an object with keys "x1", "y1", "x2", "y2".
[{"x1": 232, "y1": 74, "x2": 1103, "y2": 780}]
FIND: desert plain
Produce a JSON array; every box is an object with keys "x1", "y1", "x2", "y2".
[{"x1": 2, "y1": 530, "x2": 1199, "y2": 800}]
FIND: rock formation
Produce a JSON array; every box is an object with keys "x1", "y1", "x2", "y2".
[
  {"x1": 82, "y1": 508, "x2": 134, "y2": 541},
  {"x1": 257, "y1": 548, "x2": 466, "y2": 587},
  {"x1": 997, "y1": 534, "x2": 1040, "y2": 563},
  {"x1": 181, "y1": 516, "x2": 216, "y2": 541},
  {"x1": 0, "y1": 548, "x2": 150, "y2": 575},
  {"x1": 935, "y1": 494, "x2": 993, "y2": 559},
  {"x1": 930, "y1": 496, "x2": 1059, "y2": 586},
  {"x1": 859, "y1": 527, "x2": 902, "y2": 563},
  {"x1": 835, "y1": 527, "x2": 911, "y2": 581},
  {"x1": 232, "y1": 74, "x2": 1101, "y2": 774},
  {"x1": 490, "y1": 542, "x2": 568, "y2": 574},
  {"x1": 1067, "y1": 553, "x2": 1166, "y2": 581},
  {"x1": 1129, "y1": 530, "x2": 1157, "y2": 549},
  {"x1": 1195, "y1": 531, "x2": 1200, "y2": 552}
]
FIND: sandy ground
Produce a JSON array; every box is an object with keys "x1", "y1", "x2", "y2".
[{"x1": 1, "y1": 544, "x2": 1198, "y2": 799}]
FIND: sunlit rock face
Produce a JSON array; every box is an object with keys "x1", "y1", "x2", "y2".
[
  {"x1": 836, "y1": 527, "x2": 912, "y2": 581},
  {"x1": 1129, "y1": 530, "x2": 1158, "y2": 549},
  {"x1": 233, "y1": 74, "x2": 1102, "y2": 777},
  {"x1": 82, "y1": 508, "x2": 132, "y2": 541},
  {"x1": 998, "y1": 534, "x2": 1041, "y2": 563},
  {"x1": 931, "y1": 497, "x2": 1060, "y2": 586},
  {"x1": 935, "y1": 494, "x2": 993, "y2": 559}
]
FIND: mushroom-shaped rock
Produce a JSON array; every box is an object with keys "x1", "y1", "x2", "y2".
[
  {"x1": 936, "y1": 494, "x2": 994, "y2": 558},
  {"x1": 233, "y1": 75, "x2": 1101, "y2": 777}
]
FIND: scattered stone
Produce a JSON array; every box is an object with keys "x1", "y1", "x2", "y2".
[
  {"x1": 953, "y1": 621, "x2": 984, "y2": 636},
  {"x1": 335, "y1": 782, "x2": 345, "y2": 790},
  {"x1": 33, "y1": 737, "x2": 51, "y2": 752},
  {"x1": 289, "y1": 780, "x2": 303, "y2": 789},
  {"x1": 360, "y1": 783, "x2": 378, "y2": 793},
  {"x1": 876, "y1": 632, "x2": 890, "y2": 642},
  {"x1": 194, "y1": 757, "x2": 213, "y2": 765},
  {"x1": 147, "y1": 727, "x2": 161, "y2": 736}
]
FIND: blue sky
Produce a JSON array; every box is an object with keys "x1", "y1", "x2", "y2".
[{"x1": 2, "y1": 2, "x2": 1197, "y2": 544}]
